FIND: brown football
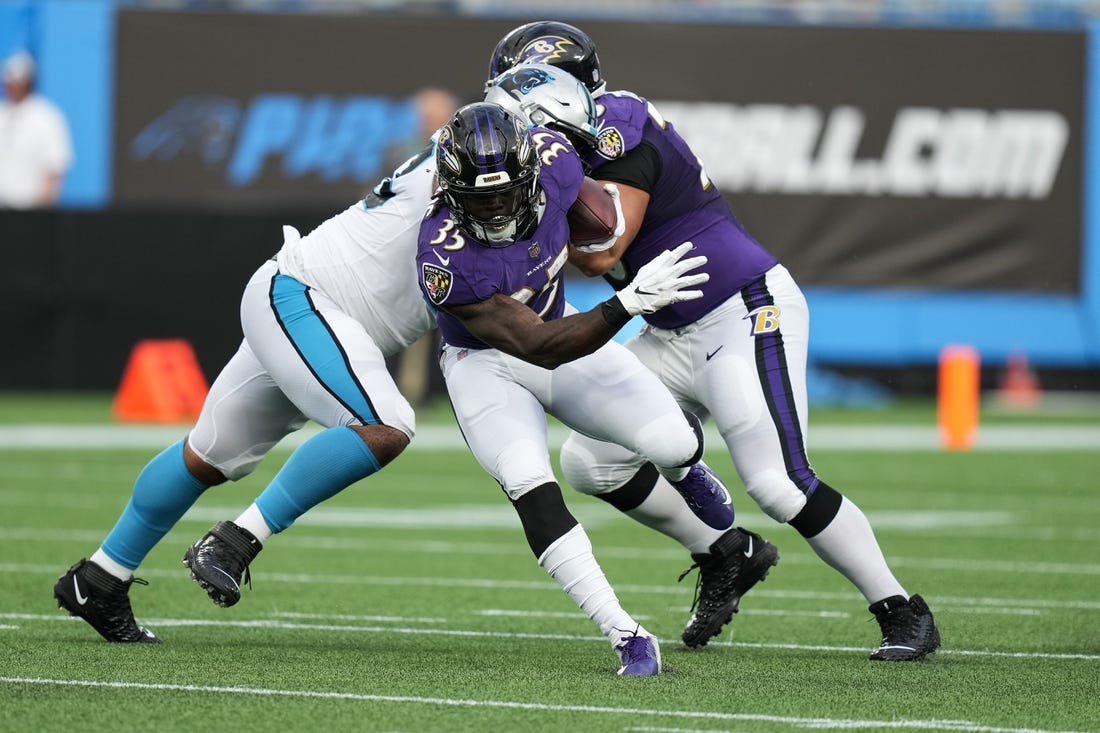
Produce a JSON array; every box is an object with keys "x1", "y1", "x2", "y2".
[{"x1": 567, "y1": 177, "x2": 617, "y2": 248}]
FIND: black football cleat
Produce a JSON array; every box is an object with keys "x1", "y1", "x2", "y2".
[
  {"x1": 182, "y1": 521, "x2": 262, "y2": 607},
  {"x1": 869, "y1": 594, "x2": 941, "y2": 661},
  {"x1": 54, "y1": 558, "x2": 160, "y2": 643},
  {"x1": 679, "y1": 526, "x2": 779, "y2": 647}
]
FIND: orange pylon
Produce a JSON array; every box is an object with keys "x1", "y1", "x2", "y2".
[
  {"x1": 938, "y1": 345, "x2": 980, "y2": 451},
  {"x1": 112, "y1": 339, "x2": 209, "y2": 423}
]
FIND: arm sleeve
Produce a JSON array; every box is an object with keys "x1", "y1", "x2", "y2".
[{"x1": 592, "y1": 140, "x2": 662, "y2": 193}]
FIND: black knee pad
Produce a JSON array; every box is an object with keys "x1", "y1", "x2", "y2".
[
  {"x1": 594, "y1": 463, "x2": 659, "y2": 512},
  {"x1": 511, "y1": 482, "x2": 579, "y2": 558},
  {"x1": 788, "y1": 481, "x2": 843, "y2": 538}
]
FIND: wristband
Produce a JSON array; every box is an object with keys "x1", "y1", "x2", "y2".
[{"x1": 600, "y1": 297, "x2": 632, "y2": 328}]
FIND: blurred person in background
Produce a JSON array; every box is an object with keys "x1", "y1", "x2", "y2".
[
  {"x1": 0, "y1": 50, "x2": 73, "y2": 208},
  {"x1": 383, "y1": 87, "x2": 459, "y2": 175},
  {"x1": 488, "y1": 21, "x2": 940, "y2": 662}
]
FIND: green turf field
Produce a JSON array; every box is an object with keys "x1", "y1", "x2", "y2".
[{"x1": 1, "y1": 393, "x2": 1098, "y2": 732}]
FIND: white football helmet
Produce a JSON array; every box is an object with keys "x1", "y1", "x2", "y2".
[{"x1": 484, "y1": 62, "x2": 599, "y2": 150}]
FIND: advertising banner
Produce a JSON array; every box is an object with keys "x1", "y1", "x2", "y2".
[{"x1": 114, "y1": 14, "x2": 1083, "y2": 293}]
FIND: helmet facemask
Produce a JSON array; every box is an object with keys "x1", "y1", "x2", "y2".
[
  {"x1": 447, "y1": 173, "x2": 540, "y2": 245},
  {"x1": 436, "y1": 103, "x2": 541, "y2": 247}
]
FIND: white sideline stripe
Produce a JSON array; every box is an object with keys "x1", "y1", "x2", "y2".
[
  {"x1": 0, "y1": 503, "x2": 1021, "y2": 533},
  {"x1": 1, "y1": 423, "x2": 1098, "y2": 451},
  {"x1": 179, "y1": 506, "x2": 1017, "y2": 533},
  {"x1": 0, "y1": 677, "x2": 1092, "y2": 733},
  {"x1": 6, "y1": 613, "x2": 1100, "y2": 661},
  {"x1": 6, "y1": 561, "x2": 1100, "y2": 611}
]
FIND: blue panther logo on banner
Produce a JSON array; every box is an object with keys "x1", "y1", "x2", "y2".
[{"x1": 129, "y1": 94, "x2": 418, "y2": 187}]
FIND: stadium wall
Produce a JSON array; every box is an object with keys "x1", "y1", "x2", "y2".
[{"x1": 1, "y1": 4, "x2": 1098, "y2": 389}]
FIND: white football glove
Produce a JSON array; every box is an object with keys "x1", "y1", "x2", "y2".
[
  {"x1": 615, "y1": 242, "x2": 709, "y2": 315},
  {"x1": 572, "y1": 183, "x2": 627, "y2": 254}
]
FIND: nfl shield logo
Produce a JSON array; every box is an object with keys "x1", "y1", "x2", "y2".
[{"x1": 529, "y1": 241, "x2": 541, "y2": 258}]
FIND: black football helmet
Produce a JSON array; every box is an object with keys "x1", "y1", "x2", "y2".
[
  {"x1": 436, "y1": 102, "x2": 541, "y2": 247},
  {"x1": 487, "y1": 21, "x2": 605, "y2": 96}
]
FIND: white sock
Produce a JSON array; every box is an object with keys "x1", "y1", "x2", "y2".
[
  {"x1": 90, "y1": 549, "x2": 134, "y2": 582},
  {"x1": 624, "y1": 477, "x2": 726, "y2": 554},
  {"x1": 538, "y1": 524, "x2": 640, "y2": 640},
  {"x1": 806, "y1": 496, "x2": 907, "y2": 604},
  {"x1": 234, "y1": 503, "x2": 274, "y2": 544}
]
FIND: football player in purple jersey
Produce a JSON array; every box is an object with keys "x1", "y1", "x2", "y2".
[
  {"x1": 416, "y1": 101, "x2": 732, "y2": 676},
  {"x1": 488, "y1": 21, "x2": 940, "y2": 661}
]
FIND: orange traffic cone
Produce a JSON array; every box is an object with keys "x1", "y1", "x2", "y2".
[
  {"x1": 938, "y1": 344, "x2": 980, "y2": 451},
  {"x1": 997, "y1": 352, "x2": 1041, "y2": 409},
  {"x1": 112, "y1": 339, "x2": 209, "y2": 423}
]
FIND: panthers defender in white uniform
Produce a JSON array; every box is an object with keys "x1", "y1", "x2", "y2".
[{"x1": 53, "y1": 148, "x2": 438, "y2": 642}]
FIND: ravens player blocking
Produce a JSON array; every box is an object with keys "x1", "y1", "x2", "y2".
[
  {"x1": 53, "y1": 146, "x2": 440, "y2": 642},
  {"x1": 417, "y1": 101, "x2": 725, "y2": 676},
  {"x1": 488, "y1": 21, "x2": 941, "y2": 661},
  {"x1": 484, "y1": 58, "x2": 781, "y2": 653}
]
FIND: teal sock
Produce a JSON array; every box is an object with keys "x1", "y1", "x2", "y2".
[
  {"x1": 101, "y1": 439, "x2": 209, "y2": 569},
  {"x1": 255, "y1": 427, "x2": 381, "y2": 532}
]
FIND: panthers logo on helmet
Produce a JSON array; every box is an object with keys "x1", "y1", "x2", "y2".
[
  {"x1": 498, "y1": 66, "x2": 555, "y2": 97},
  {"x1": 596, "y1": 127, "x2": 624, "y2": 159},
  {"x1": 422, "y1": 263, "x2": 453, "y2": 305},
  {"x1": 519, "y1": 36, "x2": 577, "y2": 65}
]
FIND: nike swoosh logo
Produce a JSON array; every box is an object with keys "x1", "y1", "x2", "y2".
[
  {"x1": 73, "y1": 577, "x2": 89, "y2": 605},
  {"x1": 706, "y1": 346, "x2": 724, "y2": 361},
  {"x1": 634, "y1": 287, "x2": 657, "y2": 296},
  {"x1": 432, "y1": 250, "x2": 451, "y2": 266},
  {"x1": 743, "y1": 536, "x2": 754, "y2": 559},
  {"x1": 212, "y1": 567, "x2": 240, "y2": 593}
]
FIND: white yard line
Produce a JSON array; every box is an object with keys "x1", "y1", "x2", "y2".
[
  {"x1": 2, "y1": 612, "x2": 1099, "y2": 662},
  {"x1": 0, "y1": 423, "x2": 1097, "y2": 451},
  {"x1": 3, "y1": 562, "x2": 1099, "y2": 611},
  {"x1": 5, "y1": 522, "x2": 1099, "y2": 577},
  {"x1": 0, "y1": 677, "x2": 1093, "y2": 733}
]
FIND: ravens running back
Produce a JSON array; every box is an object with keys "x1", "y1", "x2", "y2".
[{"x1": 415, "y1": 102, "x2": 731, "y2": 676}]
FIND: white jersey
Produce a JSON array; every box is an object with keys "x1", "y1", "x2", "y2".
[
  {"x1": 276, "y1": 150, "x2": 437, "y2": 357},
  {"x1": 0, "y1": 94, "x2": 73, "y2": 208},
  {"x1": 190, "y1": 150, "x2": 439, "y2": 480}
]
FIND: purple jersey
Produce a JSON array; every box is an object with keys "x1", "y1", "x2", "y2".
[
  {"x1": 417, "y1": 129, "x2": 583, "y2": 350},
  {"x1": 586, "y1": 91, "x2": 779, "y2": 330}
]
